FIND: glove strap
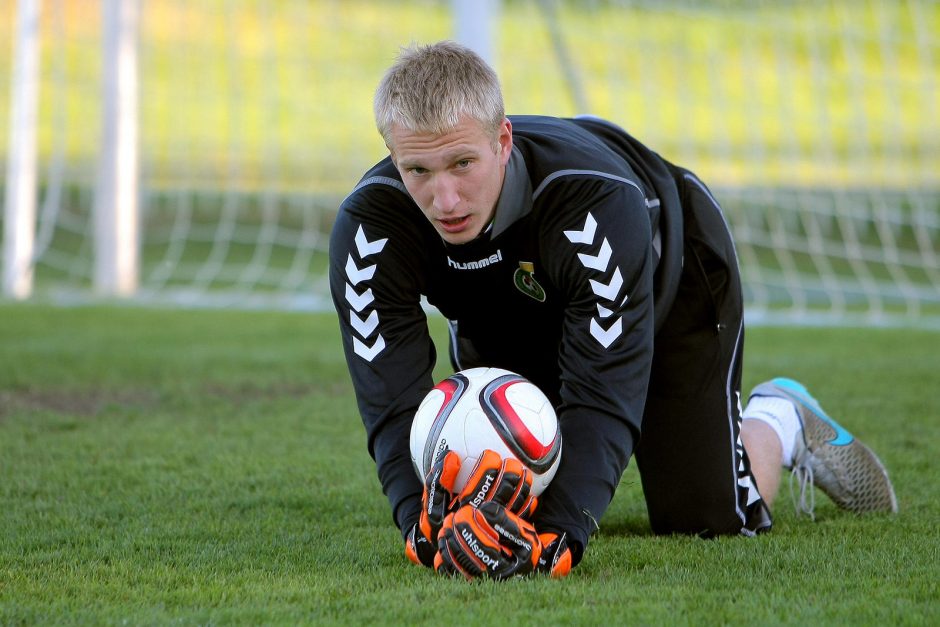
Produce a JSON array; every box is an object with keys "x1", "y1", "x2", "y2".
[
  {"x1": 536, "y1": 532, "x2": 573, "y2": 578},
  {"x1": 405, "y1": 523, "x2": 438, "y2": 568}
]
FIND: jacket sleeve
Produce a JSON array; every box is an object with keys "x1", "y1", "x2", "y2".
[
  {"x1": 329, "y1": 187, "x2": 437, "y2": 536},
  {"x1": 531, "y1": 175, "x2": 656, "y2": 560}
]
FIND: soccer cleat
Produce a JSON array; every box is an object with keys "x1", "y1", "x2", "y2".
[{"x1": 748, "y1": 378, "x2": 898, "y2": 517}]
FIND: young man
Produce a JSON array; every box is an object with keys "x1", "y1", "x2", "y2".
[{"x1": 329, "y1": 41, "x2": 897, "y2": 579}]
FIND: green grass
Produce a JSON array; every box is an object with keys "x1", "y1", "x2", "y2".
[{"x1": 1, "y1": 304, "x2": 938, "y2": 624}]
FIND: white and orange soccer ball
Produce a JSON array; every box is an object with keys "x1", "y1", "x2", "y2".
[{"x1": 409, "y1": 367, "x2": 562, "y2": 496}]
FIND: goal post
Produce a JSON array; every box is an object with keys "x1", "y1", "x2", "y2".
[
  {"x1": 3, "y1": 0, "x2": 41, "y2": 300},
  {"x1": 453, "y1": 0, "x2": 499, "y2": 66},
  {"x1": 94, "y1": 0, "x2": 139, "y2": 297},
  {"x1": 3, "y1": 0, "x2": 141, "y2": 299}
]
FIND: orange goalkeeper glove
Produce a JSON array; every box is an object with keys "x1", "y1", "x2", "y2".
[
  {"x1": 406, "y1": 447, "x2": 461, "y2": 568},
  {"x1": 406, "y1": 448, "x2": 538, "y2": 568},
  {"x1": 435, "y1": 501, "x2": 542, "y2": 580},
  {"x1": 534, "y1": 531, "x2": 573, "y2": 578},
  {"x1": 434, "y1": 502, "x2": 574, "y2": 580},
  {"x1": 456, "y1": 449, "x2": 538, "y2": 518}
]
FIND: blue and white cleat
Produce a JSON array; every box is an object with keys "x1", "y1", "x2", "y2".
[{"x1": 749, "y1": 378, "x2": 898, "y2": 517}]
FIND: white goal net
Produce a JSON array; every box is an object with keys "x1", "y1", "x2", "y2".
[{"x1": 2, "y1": 0, "x2": 938, "y2": 326}]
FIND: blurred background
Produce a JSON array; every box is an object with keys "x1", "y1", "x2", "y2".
[{"x1": 1, "y1": 0, "x2": 938, "y2": 326}]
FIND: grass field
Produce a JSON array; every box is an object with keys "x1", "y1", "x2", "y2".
[{"x1": 1, "y1": 304, "x2": 938, "y2": 624}]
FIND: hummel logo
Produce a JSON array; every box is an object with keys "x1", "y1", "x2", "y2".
[
  {"x1": 345, "y1": 255, "x2": 376, "y2": 286},
  {"x1": 589, "y1": 268, "x2": 623, "y2": 301},
  {"x1": 349, "y1": 309, "x2": 378, "y2": 338},
  {"x1": 565, "y1": 212, "x2": 626, "y2": 350},
  {"x1": 353, "y1": 335, "x2": 386, "y2": 361},
  {"x1": 590, "y1": 318, "x2": 622, "y2": 349},
  {"x1": 578, "y1": 238, "x2": 612, "y2": 271},
  {"x1": 564, "y1": 213, "x2": 597, "y2": 244},
  {"x1": 355, "y1": 225, "x2": 387, "y2": 257},
  {"x1": 346, "y1": 223, "x2": 389, "y2": 363},
  {"x1": 447, "y1": 250, "x2": 503, "y2": 270},
  {"x1": 344, "y1": 283, "x2": 374, "y2": 312}
]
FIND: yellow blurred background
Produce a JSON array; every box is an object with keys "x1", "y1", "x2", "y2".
[{"x1": 2, "y1": 0, "x2": 937, "y2": 196}]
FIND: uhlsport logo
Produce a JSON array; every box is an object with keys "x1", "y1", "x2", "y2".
[
  {"x1": 513, "y1": 261, "x2": 546, "y2": 302},
  {"x1": 460, "y1": 527, "x2": 500, "y2": 570},
  {"x1": 469, "y1": 474, "x2": 495, "y2": 508}
]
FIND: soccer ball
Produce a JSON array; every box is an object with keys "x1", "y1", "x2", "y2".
[{"x1": 409, "y1": 367, "x2": 562, "y2": 496}]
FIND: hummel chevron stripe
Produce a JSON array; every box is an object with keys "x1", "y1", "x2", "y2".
[
  {"x1": 563, "y1": 212, "x2": 597, "y2": 245},
  {"x1": 353, "y1": 335, "x2": 386, "y2": 361},
  {"x1": 589, "y1": 267, "x2": 623, "y2": 301},
  {"x1": 577, "y1": 238, "x2": 612, "y2": 271},
  {"x1": 345, "y1": 283, "x2": 374, "y2": 312},
  {"x1": 345, "y1": 255, "x2": 376, "y2": 285},
  {"x1": 355, "y1": 225, "x2": 388, "y2": 258},
  {"x1": 350, "y1": 309, "x2": 379, "y2": 338},
  {"x1": 590, "y1": 317, "x2": 622, "y2": 349}
]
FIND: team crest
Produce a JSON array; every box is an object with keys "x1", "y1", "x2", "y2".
[{"x1": 514, "y1": 261, "x2": 546, "y2": 302}]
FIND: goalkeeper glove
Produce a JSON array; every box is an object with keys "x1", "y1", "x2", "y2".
[
  {"x1": 435, "y1": 501, "x2": 542, "y2": 580},
  {"x1": 457, "y1": 449, "x2": 538, "y2": 518},
  {"x1": 406, "y1": 446, "x2": 461, "y2": 568},
  {"x1": 535, "y1": 531, "x2": 573, "y2": 578},
  {"x1": 406, "y1": 448, "x2": 538, "y2": 569},
  {"x1": 434, "y1": 503, "x2": 575, "y2": 580}
]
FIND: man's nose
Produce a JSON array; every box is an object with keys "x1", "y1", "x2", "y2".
[{"x1": 432, "y1": 175, "x2": 460, "y2": 213}]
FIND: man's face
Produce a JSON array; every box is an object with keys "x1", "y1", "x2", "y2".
[{"x1": 389, "y1": 116, "x2": 512, "y2": 245}]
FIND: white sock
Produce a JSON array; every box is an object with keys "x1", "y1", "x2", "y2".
[{"x1": 742, "y1": 396, "x2": 802, "y2": 467}]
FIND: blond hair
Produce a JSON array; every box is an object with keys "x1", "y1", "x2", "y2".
[{"x1": 374, "y1": 41, "x2": 505, "y2": 146}]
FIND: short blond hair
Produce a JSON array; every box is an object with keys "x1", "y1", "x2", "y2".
[{"x1": 374, "y1": 41, "x2": 505, "y2": 146}]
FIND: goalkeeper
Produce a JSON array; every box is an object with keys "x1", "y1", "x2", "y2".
[{"x1": 329, "y1": 41, "x2": 897, "y2": 579}]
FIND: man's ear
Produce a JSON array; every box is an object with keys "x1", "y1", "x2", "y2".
[{"x1": 497, "y1": 118, "x2": 513, "y2": 165}]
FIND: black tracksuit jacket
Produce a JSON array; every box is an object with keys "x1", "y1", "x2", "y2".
[{"x1": 329, "y1": 115, "x2": 685, "y2": 559}]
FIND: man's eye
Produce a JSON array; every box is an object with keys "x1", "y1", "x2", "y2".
[
  {"x1": 455, "y1": 160, "x2": 471, "y2": 168},
  {"x1": 409, "y1": 167, "x2": 427, "y2": 175}
]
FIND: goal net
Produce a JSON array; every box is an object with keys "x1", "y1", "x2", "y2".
[{"x1": 2, "y1": 0, "x2": 938, "y2": 326}]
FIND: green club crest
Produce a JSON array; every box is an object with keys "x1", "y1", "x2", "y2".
[{"x1": 514, "y1": 261, "x2": 546, "y2": 302}]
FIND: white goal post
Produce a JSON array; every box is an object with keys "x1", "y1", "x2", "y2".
[
  {"x1": 3, "y1": 0, "x2": 40, "y2": 299},
  {"x1": 2, "y1": 0, "x2": 938, "y2": 327},
  {"x1": 94, "y1": 0, "x2": 140, "y2": 297}
]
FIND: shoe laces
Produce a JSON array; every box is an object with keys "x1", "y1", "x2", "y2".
[{"x1": 790, "y1": 459, "x2": 816, "y2": 520}]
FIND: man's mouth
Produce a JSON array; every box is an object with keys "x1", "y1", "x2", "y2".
[{"x1": 438, "y1": 215, "x2": 471, "y2": 233}]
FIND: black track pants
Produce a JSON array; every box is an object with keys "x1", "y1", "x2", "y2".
[{"x1": 635, "y1": 168, "x2": 772, "y2": 537}]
